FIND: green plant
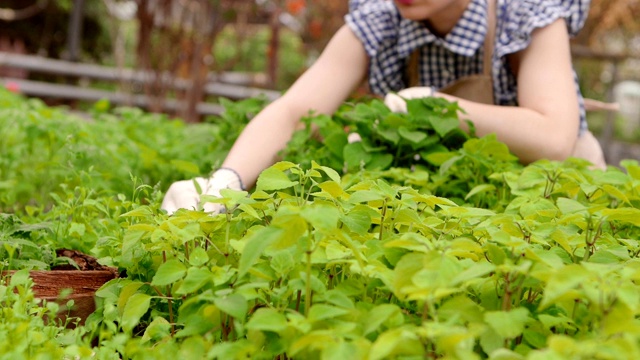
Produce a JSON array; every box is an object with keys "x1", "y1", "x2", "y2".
[
  {"x1": 0, "y1": 89, "x2": 267, "y2": 214},
  {"x1": 0, "y1": 214, "x2": 56, "y2": 270},
  {"x1": 283, "y1": 97, "x2": 474, "y2": 172},
  {"x1": 0, "y1": 270, "x2": 97, "y2": 358},
  {"x1": 78, "y1": 154, "x2": 640, "y2": 359},
  {"x1": 7, "y1": 88, "x2": 640, "y2": 359}
]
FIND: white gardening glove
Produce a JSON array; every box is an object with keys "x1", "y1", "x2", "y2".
[
  {"x1": 383, "y1": 86, "x2": 436, "y2": 113},
  {"x1": 347, "y1": 132, "x2": 362, "y2": 143},
  {"x1": 161, "y1": 168, "x2": 245, "y2": 215}
]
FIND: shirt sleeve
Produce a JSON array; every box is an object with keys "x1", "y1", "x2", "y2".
[
  {"x1": 497, "y1": 0, "x2": 591, "y2": 57},
  {"x1": 344, "y1": 0, "x2": 398, "y2": 58}
]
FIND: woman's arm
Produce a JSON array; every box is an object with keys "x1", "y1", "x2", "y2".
[
  {"x1": 438, "y1": 18, "x2": 580, "y2": 164},
  {"x1": 222, "y1": 25, "x2": 368, "y2": 187}
]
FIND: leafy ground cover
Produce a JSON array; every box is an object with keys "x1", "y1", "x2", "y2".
[{"x1": 2, "y1": 88, "x2": 640, "y2": 359}]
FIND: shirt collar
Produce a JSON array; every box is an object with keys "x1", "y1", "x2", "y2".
[{"x1": 395, "y1": 0, "x2": 488, "y2": 58}]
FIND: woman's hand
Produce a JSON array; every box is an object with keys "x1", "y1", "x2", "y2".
[
  {"x1": 161, "y1": 169, "x2": 244, "y2": 215},
  {"x1": 384, "y1": 86, "x2": 436, "y2": 113}
]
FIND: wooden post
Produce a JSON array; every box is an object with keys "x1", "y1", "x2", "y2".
[
  {"x1": 600, "y1": 60, "x2": 620, "y2": 162},
  {"x1": 66, "y1": 0, "x2": 85, "y2": 62},
  {"x1": 268, "y1": 1, "x2": 281, "y2": 89}
]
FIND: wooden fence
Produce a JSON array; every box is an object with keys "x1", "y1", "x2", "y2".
[{"x1": 0, "y1": 51, "x2": 280, "y2": 116}]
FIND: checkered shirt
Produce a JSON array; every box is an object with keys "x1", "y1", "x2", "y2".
[{"x1": 345, "y1": 0, "x2": 591, "y2": 133}]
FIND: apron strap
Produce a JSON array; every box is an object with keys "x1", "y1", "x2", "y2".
[
  {"x1": 483, "y1": 0, "x2": 496, "y2": 78},
  {"x1": 404, "y1": 0, "x2": 497, "y2": 87}
]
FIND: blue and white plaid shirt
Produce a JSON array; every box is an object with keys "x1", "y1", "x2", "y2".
[{"x1": 345, "y1": 0, "x2": 591, "y2": 133}]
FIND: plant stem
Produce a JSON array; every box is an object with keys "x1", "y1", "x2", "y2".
[
  {"x1": 502, "y1": 273, "x2": 512, "y2": 311},
  {"x1": 220, "y1": 314, "x2": 227, "y2": 341},
  {"x1": 225, "y1": 212, "x2": 231, "y2": 265},
  {"x1": 151, "y1": 285, "x2": 175, "y2": 336},
  {"x1": 305, "y1": 251, "x2": 312, "y2": 316},
  {"x1": 421, "y1": 300, "x2": 429, "y2": 322},
  {"x1": 167, "y1": 288, "x2": 175, "y2": 336},
  {"x1": 328, "y1": 267, "x2": 335, "y2": 290},
  {"x1": 379, "y1": 199, "x2": 387, "y2": 240},
  {"x1": 295, "y1": 290, "x2": 302, "y2": 313}
]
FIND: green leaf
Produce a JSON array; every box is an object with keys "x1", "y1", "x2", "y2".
[
  {"x1": 424, "y1": 151, "x2": 458, "y2": 166},
  {"x1": 398, "y1": 127, "x2": 427, "y2": 144},
  {"x1": 364, "y1": 304, "x2": 403, "y2": 336},
  {"x1": 323, "y1": 131, "x2": 348, "y2": 157},
  {"x1": 391, "y1": 253, "x2": 423, "y2": 298},
  {"x1": 237, "y1": 203, "x2": 262, "y2": 220},
  {"x1": 270, "y1": 250, "x2": 295, "y2": 276},
  {"x1": 246, "y1": 308, "x2": 288, "y2": 333},
  {"x1": 175, "y1": 267, "x2": 213, "y2": 295},
  {"x1": 189, "y1": 247, "x2": 209, "y2": 267},
  {"x1": 175, "y1": 305, "x2": 220, "y2": 338},
  {"x1": 366, "y1": 153, "x2": 394, "y2": 170},
  {"x1": 214, "y1": 294, "x2": 248, "y2": 319},
  {"x1": 68, "y1": 222, "x2": 86, "y2": 237},
  {"x1": 179, "y1": 337, "x2": 207, "y2": 359},
  {"x1": 322, "y1": 342, "x2": 362, "y2": 360},
  {"x1": 465, "y1": 184, "x2": 496, "y2": 200},
  {"x1": 516, "y1": 167, "x2": 547, "y2": 189},
  {"x1": 323, "y1": 289, "x2": 355, "y2": 309},
  {"x1": 540, "y1": 264, "x2": 590, "y2": 309},
  {"x1": 141, "y1": 317, "x2": 172, "y2": 343},
  {"x1": 122, "y1": 293, "x2": 151, "y2": 333},
  {"x1": 117, "y1": 281, "x2": 145, "y2": 315},
  {"x1": 9, "y1": 269, "x2": 30, "y2": 287},
  {"x1": 405, "y1": 191, "x2": 458, "y2": 208},
  {"x1": 271, "y1": 161, "x2": 299, "y2": 171},
  {"x1": 316, "y1": 181, "x2": 346, "y2": 199},
  {"x1": 314, "y1": 162, "x2": 341, "y2": 183},
  {"x1": 307, "y1": 304, "x2": 350, "y2": 322},
  {"x1": 440, "y1": 206, "x2": 495, "y2": 218},
  {"x1": 431, "y1": 116, "x2": 460, "y2": 137},
  {"x1": 370, "y1": 327, "x2": 424, "y2": 360},
  {"x1": 344, "y1": 142, "x2": 372, "y2": 170},
  {"x1": 255, "y1": 166, "x2": 298, "y2": 192},
  {"x1": 238, "y1": 226, "x2": 281, "y2": 279},
  {"x1": 376, "y1": 126, "x2": 401, "y2": 144},
  {"x1": 452, "y1": 261, "x2": 496, "y2": 285},
  {"x1": 151, "y1": 259, "x2": 187, "y2": 286},
  {"x1": 301, "y1": 203, "x2": 340, "y2": 232},
  {"x1": 489, "y1": 349, "x2": 526, "y2": 360},
  {"x1": 121, "y1": 206, "x2": 153, "y2": 218},
  {"x1": 601, "y1": 184, "x2": 630, "y2": 204},
  {"x1": 602, "y1": 208, "x2": 640, "y2": 226},
  {"x1": 289, "y1": 331, "x2": 335, "y2": 356},
  {"x1": 556, "y1": 198, "x2": 587, "y2": 215},
  {"x1": 484, "y1": 308, "x2": 529, "y2": 339},
  {"x1": 349, "y1": 190, "x2": 385, "y2": 203},
  {"x1": 520, "y1": 198, "x2": 557, "y2": 219},
  {"x1": 485, "y1": 243, "x2": 506, "y2": 265},
  {"x1": 341, "y1": 209, "x2": 372, "y2": 234},
  {"x1": 621, "y1": 160, "x2": 640, "y2": 180}
]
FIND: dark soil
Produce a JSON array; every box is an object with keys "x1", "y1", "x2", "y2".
[{"x1": 52, "y1": 248, "x2": 113, "y2": 271}]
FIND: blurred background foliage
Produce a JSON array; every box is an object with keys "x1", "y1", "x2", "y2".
[
  {"x1": 0, "y1": 0, "x2": 636, "y2": 105},
  {"x1": 0, "y1": 0, "x2": 638, "y2": 144}
]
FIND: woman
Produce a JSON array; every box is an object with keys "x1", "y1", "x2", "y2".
[{"x1": 162, "y1": 0, "x2": 604, "y2": 214}]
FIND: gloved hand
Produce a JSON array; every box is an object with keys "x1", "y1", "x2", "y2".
[
  {"x1": 383, "y1": 86, "x2": 436, "y2": 113},
  {"x1": 161, "y1": 168, "x2": 245, "y2": 215}
]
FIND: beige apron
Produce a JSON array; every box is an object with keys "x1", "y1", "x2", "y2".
[{"x1": 404, "y1": 0, "x2": 606, "y2": 169}]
